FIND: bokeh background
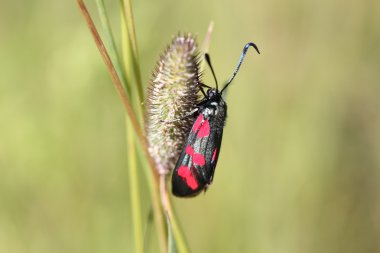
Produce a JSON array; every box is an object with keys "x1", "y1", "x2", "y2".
[{"x1": 1, "y1": 0, "x2": 380, "y2": 252}]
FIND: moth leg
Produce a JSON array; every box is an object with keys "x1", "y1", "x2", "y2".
[{"x1": 198, "y1": 82, "x2": 210, "y2": 97}]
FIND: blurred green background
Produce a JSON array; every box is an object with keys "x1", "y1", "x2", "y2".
[{"x1": 1, "y1": 0, "x2": 380, "y2": 252}]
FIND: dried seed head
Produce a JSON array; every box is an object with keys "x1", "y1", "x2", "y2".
[{"x1": 145, "y1": 34, "x2": 200, "y2": 175}]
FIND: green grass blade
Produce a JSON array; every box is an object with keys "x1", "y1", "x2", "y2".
[
  {"x1": 135, "y1": 142, "x2": 168, "y2": 253},
  {"x1": 118, "y1": 1, "x2": 168, "y2": 252},
  {"x1": 167, "y1": 214, "x2": 178, "y2": 253},
  {"x1": 126, "y1": 116, "x2": 144, "y2": 253},
  {"x1": 120, "y1": 0, "x2": 144, "y2": 108},
  {"x1": 95, "y1": 0, "x2": 131, "y2": 96},
  {"x1": 120, "y1": 0, "x2": 144, "y2": 125},
  {"x1": 160, "y1": 176, "x2": 190, "y2": 253},
  {"x1": 143, "y1": 207, "x2": 154, "y2": 252},
  {"x1": 76, "y1": 2, "x2": 166, "y2": 252}
]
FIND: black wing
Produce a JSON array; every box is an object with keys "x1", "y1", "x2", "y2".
[{"x1": 172, "y1": 111, "x2": 224, "y2": 197}]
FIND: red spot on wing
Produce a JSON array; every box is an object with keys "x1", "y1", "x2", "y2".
[
  {"x1": 211, "y1": 148, "x2": 217, "y2": 163},
  {"x1": 177, "y1": 166, "x2": 198, "y2": 190},
  {"x1": 185, "y1": 145, "x2": 205, "y2": 166},
  {"x1": 178, "y1": 166, "x2": 190, "y2": 177},
  {"x1": 185, "y1": 145, "x2": 194, "y2": 156},
  {"x1": 185, "y1": 175, "x2": 199, "y2": 190},
  {"x1": 193, "y1": 153, "x2": 205, "y2": 166},
  {"x1": 197, "y1": 120, "x2": 210, "y2": 138},
  {"x1": 192, "y1": 114, "x2": 203, "y2": 132}
]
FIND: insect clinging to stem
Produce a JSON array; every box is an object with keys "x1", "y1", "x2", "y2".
[{"x1": 171, "y1": 42, "x2": 260, "y2": 197}]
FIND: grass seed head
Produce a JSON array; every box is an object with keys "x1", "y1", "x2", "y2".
[{"x1": 145, "y1": 34, "x2": 200, "y2": 175}]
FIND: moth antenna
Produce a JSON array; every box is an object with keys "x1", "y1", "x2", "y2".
[
  {"x1": 220, "y1": 42, "x2": 260, "y2": 94},
  {"x1": 205, "y1": 53, "x2": 219, "y2": 91}
]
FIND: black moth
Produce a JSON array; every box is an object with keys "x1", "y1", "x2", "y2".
[{"x1": 172, "y1": 42, "x2": 260, "y2": 197}]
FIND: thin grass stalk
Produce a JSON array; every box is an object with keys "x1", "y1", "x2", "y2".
[
  {"x1": 120, "y1": 0, "x2": 144, "y2": 107},
  {"x1": 126, "y1": 117, "x2": 143, "y2": 253},
  {"x1": 200, "y1": 21, "x2": 214, "y2": 71},
  {"x1": 167, "y1": 212, "x2": 177, "y2": 253},
  {"x1": 160, "y1": 175, "x2": 190, "y2": 253},
  {"x1": 76, "y1": 0, "x2": 140, "y2": 142},
  {"x1": 75, "y1": 3, "x2": 167, "y2": 252},
  {"x1": 95, "y1": 0, "x2": 130, "y2": 95},
  {"x1": 118, "y1": 1, "x2": 168, "y2": 251},
  {"x1": 94, "y1": 1, "x2": 148, "y2": 252},
  {"x1": 120, "y1": 2, "x2": 143, "y2": 126},
  {"x1": 144, "y1": 159, "x2": 168, "y2": 253},
  {"x1": 76, "y1": 0, "x2": 156, "y2": 177}
]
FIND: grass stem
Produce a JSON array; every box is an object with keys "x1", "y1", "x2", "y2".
[{"x1": 126, "y1": 117, "x2": 143, "y2": 253}]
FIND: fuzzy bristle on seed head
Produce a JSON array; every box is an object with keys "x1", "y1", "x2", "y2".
[{"x1": 145, "y1": 34, "x2": 200, "y2": 175}]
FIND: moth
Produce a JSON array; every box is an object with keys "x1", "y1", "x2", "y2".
[{"x1": 172, "y1": 42, "x2": 260, "y2": 197}]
